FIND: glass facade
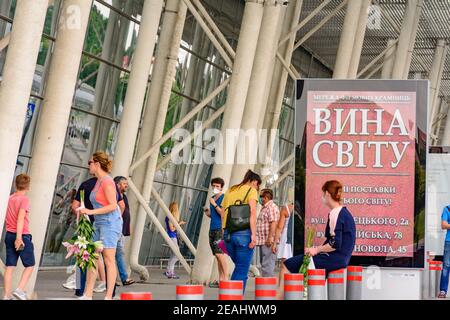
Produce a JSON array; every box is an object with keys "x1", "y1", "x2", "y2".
[{"x1": 0, "y1": 0, "x2": 330, "y2": 267}]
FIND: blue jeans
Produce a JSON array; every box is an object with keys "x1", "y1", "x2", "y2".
[
  {"x1": 116, "y1": 235, "x2": 128, "y2": 283},
  {"x1": 440, "y1": 241, "x2": 450, "y2": 293},
  {"x1": 224, "y1": 229, "x2": 254, "y2": 293}
]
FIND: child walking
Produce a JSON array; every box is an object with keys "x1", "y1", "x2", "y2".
[{"x1": 3, "y1": 174, "x2": 36, "y2": 300}]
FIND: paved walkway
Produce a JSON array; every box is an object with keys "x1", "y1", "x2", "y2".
[{"x1": 1, "y1": 266, "x2": 261, "y2": 300}]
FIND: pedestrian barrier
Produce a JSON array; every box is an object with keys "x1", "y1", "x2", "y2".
[
  {"x1": 328, "y1": 269, "x2": 345, "y2": 300},
  {"x1": 120, "y1": 292, "x2": 153, "y2": 300},
  {"x1": 307, "y1": 269, "x2": 326, "y2": 300},
  {"x1": 255, "y1": 277, "x2": 277, "y2": 300},
  {"x1": 429, "y1": 260, "x2": 442, "y2": 298},
  {"x1": 284, "y1": 273, "x2": 304, "y2": 300},
  {"x1": 218, "y1": 280, "x2": 244, "y2": 300},
  {"x1": 176, "y1": 285, "x2": 204, "y2": 300},
  {"x1": 346, "y1": 266, "x2": 362, "y2": 300}
]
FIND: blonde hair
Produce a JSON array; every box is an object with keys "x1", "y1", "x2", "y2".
[
  {"x1": 169, "y1": 202, "x2": 180, "y2": 222},
  {"x1": 92, "y1": 151, "x2": 113, "y2": 173}
]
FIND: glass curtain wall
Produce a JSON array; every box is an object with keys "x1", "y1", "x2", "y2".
[{"x1": 0, "y1": 0, "x2": 332, "y2": 267}]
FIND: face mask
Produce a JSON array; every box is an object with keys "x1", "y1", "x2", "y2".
[
  {"x1": 213, "y1": 188, "x2": 220, "y2": 195},
  {"x1": 322, "y1": 195, "x2": 327, "y2": 205},
  {"x1": 259, "y1": 197, "x2": 264, "y2": 205}
]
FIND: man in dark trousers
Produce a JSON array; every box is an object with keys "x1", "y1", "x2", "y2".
[{"x1": 114, "y1": 176, "x2": 135, "y2": 285}]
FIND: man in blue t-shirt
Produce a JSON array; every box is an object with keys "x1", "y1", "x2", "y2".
[
  {"x1": 203, "y1": 177, "x2": 226, "y2": 288},
  {"x1": 439, "y1": 205, "x2": 450, "y2": 298}
]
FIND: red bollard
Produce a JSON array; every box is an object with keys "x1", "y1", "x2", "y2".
[
  {"x1": 328, "y1": 269, "x2": 345, "y2": 300},
  {"x1": 218, "y1": 280, "x2": 244, "y2": 300},
  {"x1": 346, "y1": 266, "x2": 363, "y2": 300},
  {"x1": 255, "y1": 277, "x2": 277, "y2": 300},
  {"x1": 121, "y1": 292, "x2": 153, "y2": 300},
  {"x1": 176, "y1": 285, "x2": 204, "y2": 300},
  {"x1": 284, "y1": 273, "x2": 304, "y2": 300},
  {"x1": 307, "y1": 269, "x2": 326, "y2": 300}
]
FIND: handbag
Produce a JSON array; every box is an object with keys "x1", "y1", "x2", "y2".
[{"x1": 225, "y1": 186, "x2": 252, "y2": 234}]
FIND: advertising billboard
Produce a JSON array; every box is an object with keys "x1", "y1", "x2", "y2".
[{"x1": 295, "y1": 80, "x2": 428, "y2": 268}]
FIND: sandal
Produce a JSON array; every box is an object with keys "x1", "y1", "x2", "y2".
[
  {"x1": 208, "y1": 281, "x2": 219, "y2": 288},
  {"x1": 123, "y1": 279, "x2": 136, "y2": 286}
]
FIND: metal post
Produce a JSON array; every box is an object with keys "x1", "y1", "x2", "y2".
[
  {"x1": 347, "y1": 0, "x2": 371, "y2": 78},
  {"x1": 191, "y1": 0, "x2": 265, "y2": 284},
  {"x1": 333, "y1": 0, "x2": 363, "y2": 79},
  {"x1": 255, "y1": 277, "x2": 277, "y2": 300},
  {"x1": 381, "y1": 39, "x2": 397, "y2": 79},
  {"x1": 346, "y1": 266, "x2": 363, "y2": 300},
  {"x1": 127, "y1": 0, "x2": 187, "y2": 281},
  {"x1": 284, "y1": 273, "x2": 304, "y2": 300},
  {"x1": 14, "y1": 0, "x2": 92, "y2": 298},
  {"x1": 176, "y1": 285, "x2": 204, "y2": 300},
  {"x1": 307, "y1": 269, "x2": 327, "y2": 300},
  {"x1": 328, "y1": 269, "x2": 345, "y2": 300},
  {"x1": 391, "y1": 0, "x2": 420, "y2": 79},
  {"x1": 0, "y1": 0, "x2": 48, "y2": 240}
]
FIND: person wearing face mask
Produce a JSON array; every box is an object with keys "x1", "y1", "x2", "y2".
[
  {"x1": 277, "y1": 180, "x2": 356, "y2": 295},
  {"x1": 256, "y1": 189, "x2": 280, "y2": 277},
  {"x1": 222, "y1": 169, "x2": 261, "y2": 292},
  {"x1": 204, "y1": 177, "x2": 227, "y2": 288}
]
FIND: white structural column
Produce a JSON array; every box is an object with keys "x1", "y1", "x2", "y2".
[
  {"x1": 442, "y1": 101, "x2": 450, "y2": 146},
  {"x1": 333, "y1": 0, "x2": 363, "y2": 79},
  {"x1": 433, "y1": 98, "x2": 445, "y2": 143},
  {"x1": 112, "y1": 0, "x2": 164, "y2": 177},
  {"x1": 110, "y1": 0, "x2": 164, "y2": 277},
  {"x1": 16, "y1": 0, "x2": 93, "y2": 298},
  {"x1": 0, "y1": 0, "x2": 48, "y2": 239},
  {"x1": 229, "y1": 1, "x2": 284, "y2": 186},
  {"x1": 128, "y1": 0, "x2": 187, "y2": 281},
  {"x1": 381, "y1": 39, "x2": 397, "y2": 79},
  {"x1": 347, "y1": 0, "x2": 371, "y2": 78},
  {"x1": 402, "y1": 0, "x2": 423, "y2": 79},
  {"x1": 262, "y1": 0, "x2": 303, "y2": 136},
  {"x1": 391, "y1": 0, "x2": 421, "y2": 79},
  {"x1": 191, "y1": 0, "x2": 265, "y2": 284},
  {"x1": 428, "y1": 39, "x2": 448, "y2": 137}
]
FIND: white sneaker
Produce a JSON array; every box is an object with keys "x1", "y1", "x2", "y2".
[
  {"x1": 2, "y1": 296, "x2": 13, "y2": 300},
  {"x1": 78, "y1": 295, "x2": 92, "y2": 300},
  {"x1": 93, "y1": 282, "x2": 106, "y2": 293},
  {"x1": 12, "y1": 289, "x2": 27, "y2": 300},
  {"x1": 62, "y1": 280, "x2": 76, "y2": 290}
]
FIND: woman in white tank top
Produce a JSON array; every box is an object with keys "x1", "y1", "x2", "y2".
[{"x1": 273, "y1": 203, "x2": 294, "y2": 261}]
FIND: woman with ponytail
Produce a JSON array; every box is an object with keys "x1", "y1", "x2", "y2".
[
  {"x1": 77, "y1": 151, "x2": 123, "y2": 300},
  {"x1": 222, "y1": 169, "x2": 261, "y2": 292}
]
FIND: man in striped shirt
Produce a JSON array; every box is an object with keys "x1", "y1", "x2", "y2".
[{"x1": 256, "y1": 189, "x2": 280, "y2": 277}]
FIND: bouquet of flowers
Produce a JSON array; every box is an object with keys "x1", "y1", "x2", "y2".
[
  {"x1": 62, "y1": 190, "x2": 103, "y2": 272},
  {"x1": 299, "y1": 226, "x2": 315, "y2": 287}
]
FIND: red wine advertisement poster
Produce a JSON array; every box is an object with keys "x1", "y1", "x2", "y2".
[{"x1": 305, "y1": 90, "x2": 416, "y2": 257}]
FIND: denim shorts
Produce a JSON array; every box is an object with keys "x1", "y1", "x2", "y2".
[
  {"x1": 5, "y1": 232, "x2": 35, "y2": 267},
  {"x1": 93, "y1": 214, "x2": 123, "y2": 249}
]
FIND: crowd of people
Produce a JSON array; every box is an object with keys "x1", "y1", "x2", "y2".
[{"x1": 2, "y1": 151, "x2": 357, "y2": 300}]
